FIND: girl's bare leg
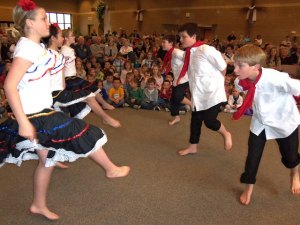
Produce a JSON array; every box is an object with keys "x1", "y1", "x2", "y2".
[
  {"x1": 30, "y1": 150, "x2": 59, "y2": 220},
  {"x1": 89, "y1": 147, "x2": 130, "y2": 178},
  {"x1": 217, "y1": 123, "x2": 232, "y2": 151},
  {"x1": 95, "y1": 93, "x2": 115, "y2": 110},
  {"x1": 85, "y1": 97, "x2": 121, "y2": 128},
  {"x1": 291, "y1": 166, "x2": 300, "y2": 194},
  {"x1": 55, "y1": 162, "x2": 69, "y2": 169},
  {"x1": 240, "y1": 184, "x2": 254, "y2": 205}
]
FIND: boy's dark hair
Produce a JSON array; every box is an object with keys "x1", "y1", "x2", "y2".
[
  {"x1": 166, "y1": 72, "x2": 174, "y2": 78},
  {"x1": 163, "y1": 79, "x2": 171, "y2": 84},
  {"x1": 131, "y1": 78, "x2": 139, "y2": 84},
  {"x1": 113, "y1": 77, "x2": 121, "y2": 82},
  {"x1": 104, "y1": 70, "x2": 114, "y2": 77},
  {"x1": 163, "y1": 35, "x2": 177, "y2": 45},
  {"x1": 178, "y1": 23, "x2": 201, "y2": 41},
  {"x1": 147, "y1": 77, "x2": 156, "y2": 85}
]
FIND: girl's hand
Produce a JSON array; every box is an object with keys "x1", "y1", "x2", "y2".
[{"x1": 18, "y1": 120, "x2": 37, "y2": 141}]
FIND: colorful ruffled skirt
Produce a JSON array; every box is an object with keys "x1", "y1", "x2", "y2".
[{"x1": 0, "y1": 109, "x2": 107, "y2": 167}]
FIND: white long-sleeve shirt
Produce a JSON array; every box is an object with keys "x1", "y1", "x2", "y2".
[
  {"x1": 188, "y1": 44, "x2": 227, "y2": 111},
  {"x1": 171, "y1": 48, "x2": 188, "y2": 86},
  {"x1": 236, "y1": 67, "x2": 300, "y2": 140}
]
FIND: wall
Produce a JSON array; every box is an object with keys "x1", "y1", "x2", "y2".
[
  {"x1": 0, "y1": 0, "x2": 80, "y2": 33},
  {"x1": 90, "y1": 0, "x2": 300, "y2": 45}
]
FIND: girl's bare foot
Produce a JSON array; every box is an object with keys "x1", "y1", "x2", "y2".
[
  {"x1": 169, "y1": 116, "x2": 180, "y2": 126},
  {"x1": 223, "y1": 131, "x2": 232, "y2": 151},
  {"x1": 240, "y1": 184, "x2": 254, "y2": 205},
  {"x1": 103, "y1": 117, "x2": 121, "y2": 128},
  {"x1": 102, "y1": 103, "x2": 115, "y2": 110},
  {"x1": 30, "y1": 205, "x2": 60, "y2": 220},
  {"x1": 106, "y1": 166, "x2": 130, "y2": 178},
  {"x1": 55, "y1": 162, "x2": 69, "y2": 169},
  {"x1": 178, "y1": 144, "x2": 197, "y2": 156},
  {"x1": 290, "y1": 170, "x2": 300, "y2": 194}
]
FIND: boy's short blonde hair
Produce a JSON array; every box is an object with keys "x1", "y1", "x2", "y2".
[{"x1": 234, "y1": 44, "x2": 266, "y2": 67}]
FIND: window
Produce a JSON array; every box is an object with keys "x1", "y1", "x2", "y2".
[{"x1": 47, "y1": 12, "x2": 72, "y2": 30}]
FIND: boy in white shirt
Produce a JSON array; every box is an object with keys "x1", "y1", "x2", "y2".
[
  {"x1": 177, "y1": 23, "x2": 232, "y2": 156},
  {"x1": 233, "y1": 44, "x2": 300, "y2": 205}
]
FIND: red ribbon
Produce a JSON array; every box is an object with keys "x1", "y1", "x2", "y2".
[
  {"x1": 232, "y1": 69, "x2": 262, "y2": 120},
  {"x1": 162, "y1": 47, "x2": 174, "y2": 76},
  {"x1": 177, "y1": 41, "x2": 203, "y2": 85}
]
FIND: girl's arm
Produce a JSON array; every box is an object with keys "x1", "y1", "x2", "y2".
[{"x1": 4, "y1": 57, "x2": 36, "y2": 141}]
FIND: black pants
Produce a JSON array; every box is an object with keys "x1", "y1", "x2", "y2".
[
  {"x1": 240, "y1": 128, "x2": 300, "y2": 184},
  {"x1": 189, "y1": 103, "x2": 222, "y2": 144},
  {"x1": 170, "y1": 82, "x2": 189, "y2": 116}
]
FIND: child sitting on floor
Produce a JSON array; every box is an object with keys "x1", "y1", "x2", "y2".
[
  {"x1": 141, "y1": 77, "x2": 159, "y2": 110},
  {"x1": 224, "y1": 88, "x2": 243, "y2": 113}
]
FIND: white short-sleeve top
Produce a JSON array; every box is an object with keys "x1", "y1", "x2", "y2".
[
  {"x1": 61, "y1": 45, "x2": 76, "y2": 77},
  {"x1": 188, "y1": 44, "x2": 227, "y2": 111},
  {"x1": 49, "y1": 49, "x2": 65, "y2": 91},
  {"x1": 14, "y1": 37, "x2": 55, "y2": 114}
]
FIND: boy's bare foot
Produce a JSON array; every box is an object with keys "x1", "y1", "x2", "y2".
[
  {"x1": 106, "y1": 166, "x2": 130, "y2": 178},
  {"x1": 290, "y1": 170, "x2": 300, "y2": 194},
  {"x1": 240, "y1": 184, "x2": 254, "y2": 205},
  {"x1": 169, "y1": 116, "x2": 180, "y2": 126},
  {"x1": 223, "y1": 132, "x2": 232, "y2": 151},
  {"x1": 178, "y1": 144, "x2": 197, "y2": 156},
  {"x1": 30, "y1": 205, "x2": 60, "y2": 220},
  {"x1": 55, "y1": 162, "x2": 69, "y2": 169},
  {"x1": 103, "y1": 117, "x2": 121, "y2": 128}
]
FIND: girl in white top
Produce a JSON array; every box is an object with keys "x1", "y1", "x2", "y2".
[
  {"x1": 233, "y1": 44, "x2": 300, "y2": 205},
  {"x1": 0, "y1": 1, "x2": 129, "y2": 220},
  {"x1": 46, "y1": 24, "x2": 120, "y2": 127},
  {"x1": 61, "y1": 30, "x2": 114, "y2": 106}
]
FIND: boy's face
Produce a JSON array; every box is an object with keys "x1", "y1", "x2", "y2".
[
  {"x1": 232, "y1": 89, "x2": 239, "y2": 97},
  {"x1": 106, "y1": 75, "x2": 113, "y2": 82},
  {"x1": 87, "y1": 76, "x2": 95, "y2": 83},
  {"x1": 161, "y1": 39, "x2": 172, "y2": 51},
  {"x1": 179, "y1": 31, "x2": 196, "y2": 48},
  {"x1": 162, "y1": 81, "x2": 171, "y2": 90},
  {"x1": 234, "y1": 62, "x2": 258, "y2": 81},
  {"x1": 147, "y1": 82, "x2": 155, "y2": 90},
  {"x1": 129, "y1": 81, "x2": 137, "y2": 89},
  {"x1": 165, "y1": 74, "x2": 173, "y2": 82},
  {"x1": 113, "y1": 80, "x2": 121, "y2": 88}
]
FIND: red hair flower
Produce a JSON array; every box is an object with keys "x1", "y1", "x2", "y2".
[
  {"x1": 17, "y1": 0, "x2": 37, "y2": 11},
  {"x1": 52, "y1": 23, "x2": 59, "y2": 29}
]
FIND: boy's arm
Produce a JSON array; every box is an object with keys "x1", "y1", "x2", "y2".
[
  {"x1": 108, "y1": 88, "x2": 115, "y2": 102},
  {"x1": 285, "y1": 76, "x2": 300, "y2": 96},
  {"x1": 118, "y1": 87, "x2": 125, "y2": 100}
]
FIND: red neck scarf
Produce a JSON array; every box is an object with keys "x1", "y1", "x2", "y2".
[
  {"x1": 162, "y1": 47, "x2": 174, "y2": 76},
  {"x1": 177, "y1": 40, "x2": 204, "y2": 85},
  {"x1": 232, "y1": 69, "x2": 262, "y2": 120}
]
